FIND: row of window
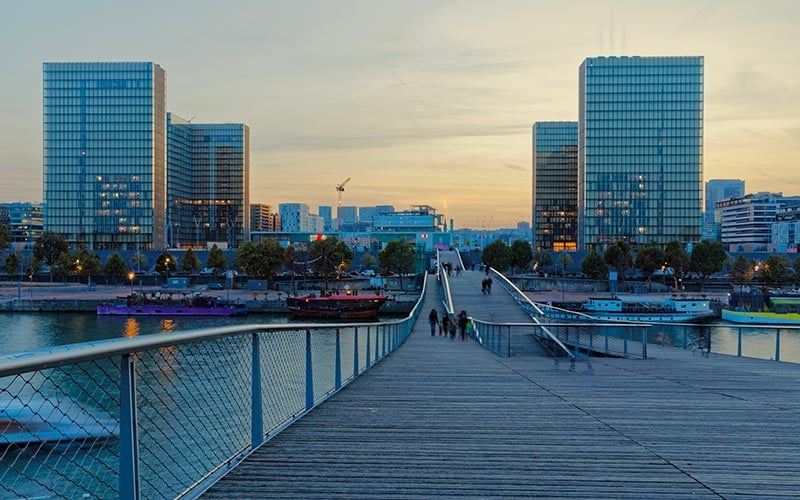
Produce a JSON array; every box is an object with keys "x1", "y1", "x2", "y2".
[
  {"x1": 45, "y1": 97, "x2": 154, "y2": 106},
  {"x1": 586, "y1": 92, "x2": 702, "y2": 103},
  {"x1": 585, "y1": 128, "x2": 702, "y2": 138},
  {"x1": 46, "y1": 132, "x2": 154, "y2": 141},
  {"x1": 584, "y1": 151, "x2": 702, "y2": 160},
  {"x1": 585, "y1": 58, "x2": 702, "y2": 68},
  {"x1": 584, "y1": 84, "x2": 702, "y2": 94},
  {"x1": 585, "y1": 110, "x2": 702, "y2": 120},
  {"x1": 585, "y1": 74, "x2": 702, "y2": 84},
  {"x1": 45, "y1": 106, "x2": 154, "y2": 115},
  {"x1": 585, "y1": 101, "x2": 702, "y2": 112},
  {"x1": 45, "y1": 115, "x2": 156, "y2": 124}
]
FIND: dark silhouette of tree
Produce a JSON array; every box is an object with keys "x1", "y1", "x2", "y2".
[
  {"x1": 634, "y1": 244, "x2": 665, "y2": 291},
  {"x1": 155, "y1": 252, "x2": 177, "y2": 278},
  {"x1": 604, "y1": 240, "x2": 633, "y2": 282},
  {"x1": 760, "y1": 254, "x2": 790, "y2": 288},
  {"x1": 481, "y1": 239, "x2": 511, "y2": 272},
  {"x1": 0, "y1": 222, "x2": 11, "y2": 252},
  {"x1": 690, "y1": 240, "x2": 727, "y2": 291},
  {"x1": 234, "y1": 241, "x2": 285, "y2": 279},
  {"x1": 731, "y1": 254, "x2": 753, "y2": 288},
  {"x1": 33, "y1": 232, "x2": 69, "y2": 282},
  {"x1": 181, "y1": 248, "x2": 201, "y2": 275},
  {"x1": 580, "y1": 251, "x2": 608, "y2": 280},
  {"x1": 379, "y1": 240, "x2": 415, "y2": 289},
  {"x1": 103, "y1": 253, "x2": 129, "y2": 283},
  {"x1": 310, "y1": 237, "x2": 353, "y2": 279},
  {"x1": 206, "y1": 244, "x2": 228, "y2": 274},
  {"x1": 531, "y1": 250, "x2": 553, "y2": 274},
  {"x1": 509, "y1": 240, "x2": 533, "y2": 274}
]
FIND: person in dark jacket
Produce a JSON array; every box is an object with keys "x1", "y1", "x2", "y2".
[
  {"x1": 428, "y1": 308, "x2": 438, "y2": 336},
  {"x1": 457, "y1": 310, "x2": 468, "y2": 341}
]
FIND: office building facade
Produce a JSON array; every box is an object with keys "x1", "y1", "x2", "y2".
[
  {"x1": 718, "y1": 192, "x2": 800, "y2": 252},
  {"x1": 532, "y1": 121, "x2": 578, "y2": 251},
  {"x1": 167, "y1": 113, "x2": 249, "y2": 248},
  {"x1": 0, "y1": 202, "x2": 44, "y2": 250},
  {"x1": 43, "y1": 61, "x2": 167, "y2": 250},
  {"x1": 578, "y1": 56, "x2": 704, "y2": 250},
  {"x1": 318, "y1": 206, "x2": 333, "y2": 231},
  {"x1": 703, "y1": 179, "x2": 745, "y2": 241}
]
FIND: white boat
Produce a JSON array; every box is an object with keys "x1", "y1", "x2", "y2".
[{"x1": 543, "y1": 296, "x2": 718, "y2": 323}]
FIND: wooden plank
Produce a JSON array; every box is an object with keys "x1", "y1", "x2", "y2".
[{"x1": 205, "y1": 270, "x2": 800, "y2": 499}]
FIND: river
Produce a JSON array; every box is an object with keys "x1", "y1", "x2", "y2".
[{"x1": 0, "y1": 313, "x2": 297, "y2": 357}]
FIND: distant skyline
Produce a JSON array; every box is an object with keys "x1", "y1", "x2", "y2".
[{"x1": 2, "y1": 0, "x2": 799, "y2": 229}]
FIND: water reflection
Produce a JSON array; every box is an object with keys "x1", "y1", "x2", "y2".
[{"x1": 124, "y1": 318, "x2": 139, "y2": 338}]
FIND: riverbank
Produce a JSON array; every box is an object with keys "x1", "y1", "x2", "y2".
[{"x1": 0, "y1": 282, "x2": 418, "y2": 315}]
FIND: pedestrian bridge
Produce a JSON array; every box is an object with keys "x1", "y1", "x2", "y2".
[{"x1": 3, "y1": 255, "x2": 800, "y2": 499}]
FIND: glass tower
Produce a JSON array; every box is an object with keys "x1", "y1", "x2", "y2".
[
  {"x1": 578, "y1": 56, "x2": 704, "y2": 251},
  {"x1": 167, "y1": 113, "x2": 250, "y2": 248},
  {"x1": 532, "y1": 122, "x2": 578, "y2": 251},
  {"x1": 43, "y1": 62, "x2": 166, "y2": 250},
  {"x1": 703, "y1": 179, "x2": 745, "y2": 240}
]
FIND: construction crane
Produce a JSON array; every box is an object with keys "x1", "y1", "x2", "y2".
[{"x1": 336, "y1": 177, "x2": 351, "y2": 231}]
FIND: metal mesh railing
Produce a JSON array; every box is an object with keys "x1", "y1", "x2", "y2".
[{"x1": 1, "y1": 277, "x2": 425, "y2": 499}]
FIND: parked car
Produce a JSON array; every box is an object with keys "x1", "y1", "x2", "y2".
[
  {"x1": 207, "y1": 283, "x2": 224, "y2": 290},
  {"x1": 200, "y1": 268, "x2": 215, "y2": 275}
]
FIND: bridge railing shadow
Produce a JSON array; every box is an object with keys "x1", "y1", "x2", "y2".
[{"x1": 0, "y1": 274, "x2": 427, "y2": 500}]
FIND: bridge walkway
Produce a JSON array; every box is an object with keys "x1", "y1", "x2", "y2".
[{"x1": 205, "y1": 272, "x2": 800, "y2": 499}]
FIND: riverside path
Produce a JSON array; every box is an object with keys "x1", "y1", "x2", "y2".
[{"x1": 205, "y1": 268, "x2": 800, "y2": 499}]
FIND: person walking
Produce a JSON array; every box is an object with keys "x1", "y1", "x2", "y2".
[
  {"x1": 448, "y1": 317, "x2": 457, "y2": 341},
  {"x1": 457, "y1": 310, "x2": 468, "y2": 341},
  {"x1": 440, "y1": 311, "x2": 449, "y2": 336},
  {"x1": 486, "y1": 277, "x2": 492, "y2": 294},
  {"x1": 428, "y1": 308, "x2": 439, "y2": 336}
]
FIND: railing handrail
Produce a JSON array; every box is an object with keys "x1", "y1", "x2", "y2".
[
  {"x1": 489, "y1": 267, "x2": 575, "y2": 359},
  {"x1": 0, "y1": 274, "x2": 428, "y2": 379},
  {"x1": 436, "y1": 249, "x2": 455, "y2": 315}
]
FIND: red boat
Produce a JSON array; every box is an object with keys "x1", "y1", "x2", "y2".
[{"x1": 286, "y1": 292, "x2": 387, "y2": 319}]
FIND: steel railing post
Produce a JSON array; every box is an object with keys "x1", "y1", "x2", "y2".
[
  {"x1": 251, "y1": 333, "x2": 263, "y2": 449},
  {"x1": 737, "y1": 328, "x2": 742, "y2": 357},
  {"x1": 305, "y1": 330, "x2": 314, "y2": 410},
  {"x1": 641, "y1": 326, "x2": 648, "y2": 359},
  {"x1": 353, "y1": 327, "x2": 360, "y2": 378},
  {"x1": 506, "y1": 325, "x2": 511, "y2": 357},
  {"x1": 335, "y1": 329, "x2": 342, "y2": 390},
  {"x1": 119, "y1": 353, "x2": 140, "y2": 500},
  {"x1": 775, "y1": 329, "x2": 781, "y2": 362},
  {"x1": 366, "y1": 326, "x2": 372, "y2": 369}
]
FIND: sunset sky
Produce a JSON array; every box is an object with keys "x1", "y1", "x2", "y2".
[{"x1": 1, "y1": 0, "x2": 799, "y2": 229}]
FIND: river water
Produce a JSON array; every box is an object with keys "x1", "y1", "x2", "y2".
[{"x1": 0, "y1": 313, "x2": 296, "y2": 357}]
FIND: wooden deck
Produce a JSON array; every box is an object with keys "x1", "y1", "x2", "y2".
[{"x1": 204, "y1": 269, "x2": 800, "y2": 499}]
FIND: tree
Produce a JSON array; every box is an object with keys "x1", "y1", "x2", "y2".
[
  {"x1": 75, "y1": 250, "x2": 102, "y2": 282},
  {"x1": 531, "y1": 250, "x2": 553, "y2": 274},
  {"x1": 360, "y1": 252, "x2": 377, "y2": 270},
  {"x1": 130, "y1": 252, "x2": 148, "y2": 273},
  {"x1": 731, "y1": 255, "x2": 754, "y2": 287},
  {"x1": 52, "y1": 250, "x2": 77, "y2": 282},
  {"x1": 283, "y1": 245, "x2": 297, "y2": 274},
  {"x1": 379, "y1": 240, "x2": 415, "y2": 289},
  {"x1": 509, "y1": 240, "x2": 533, "y2": 274},
  {"x1": 181, "y1": 248, "x2": 201, "y2": 275},
  {"x1": 310, "y1": 237, "x2": 353, "y2": 278},
  {"x1": 3, "y1": 253, "x2": 21, "y2": 277},
  {"x1": 557, "y1": 251, "x2": 573, "y2": 276},
  {"x1": 234, "y1": 240, "x2": 285, "y2": 279},
  {"x1": 664, "y1": 240, "x2": 690, "y2": 292},
  {"x1": 760, "y1": 254, "x2": 790, "y2": 288},
  {"x1": 0, "y1": 222, "x2": 11, "y2": 253},
  {"x1": 634, "y1": 244, "x2": 665, "y2": 291},
  {"x1": 604, "y1": 241, "x2": 633, "y2": 282},
  {"x1": 690, "y1": 240, "x2": 727, "y2": 291},
  {"x1": 481, "y1": 239, "x2": 511, "y2": 272},
  {"x1": 103, "y1": 253, "x2": 129, "y2": 283},
  {"x1": 155, "y1": 252, "x2": 177, "y2": 278},
  {"x1": 580, "y1": 251, "x2": 608, "y2": 280},
  {"x1": 206, "y1": 244, "x2": 228, "y2": 274},
  {"x1": 33, "y1": 232, "x2": 69, "y2": 282}
]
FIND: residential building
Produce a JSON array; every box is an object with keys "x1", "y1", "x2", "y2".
[
  {"x1": 772, "y1": 205, "x2": 800, "y2": 253},
  {"x1": 375, "y1": 205, "x2": 395, "y2": 216},
  {"x1": 250, "y1": 203, "x2": 279, "y2": 232},
  {"x1": 338, "y1": 206, "x2": 358, "y2": 227},
  {"x1": 279, "y1": 203, "x2": 314, "y2": 232},
  {"x1": 43, "y1": 61, "x2": 167, "y2": 250},
  {"x1": 0, "y1": 202, "x2": 44, "y2": 250},
  {"x1": 578, "y1": 56, "x2": 704, "y2": 250},
  {"x1": 718, "y1": 192, "x2": 800, "y2": 252},
  {"x1": 167, "y1": 113, "x2": 249, "y2": 248},
  {"x1": 703, "y1": 179, "x2": 745, "y2": 241},
  {"x1": 532, "y1": 121, "x2": 578, "y2": 251},
  {"x1": 318, "y1": 206, "x2": 333, "y2": 231},
  {"x1": 359, "y1": 206, "x2": 376, "y2": 226}
]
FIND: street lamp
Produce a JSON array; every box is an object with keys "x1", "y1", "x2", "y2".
[
  {"x1": 128, "y1": 271, "x2": 135, "y2": 293},
  {"x1": 165, "y1": 257, "x2": 170, "y2": 285}
]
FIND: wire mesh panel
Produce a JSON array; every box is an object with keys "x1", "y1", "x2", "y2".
[
  {"x1": 1, "y1": 359, "x2": 121, "y2": 499},
  {"x1": 258, "y1": 330, "x2": 307, "y2": 435},
  {"x1": 136, "y1": 335, "x2": 252, "y2": 498}
]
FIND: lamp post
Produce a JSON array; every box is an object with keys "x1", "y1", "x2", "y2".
[
  {"x1": 165, "y1": 257, "x2": 170, "y2": 286},
  {"x1": 128, "y1": 271, "x2": 135, "y2": 294}
]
